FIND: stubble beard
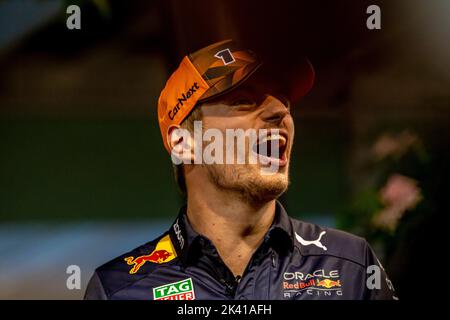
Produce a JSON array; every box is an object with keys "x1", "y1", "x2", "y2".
[{"x1": 205, "y1": 163, "x2": 289, "y2": 206}]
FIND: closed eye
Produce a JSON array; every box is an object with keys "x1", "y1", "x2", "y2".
[{"x1": 231, "y1": 98, "x2": 256, "y2": 106}]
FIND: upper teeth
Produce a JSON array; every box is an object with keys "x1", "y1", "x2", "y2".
[{"x1": 260, "y1": 133, "x2": 286, "y2": 145}]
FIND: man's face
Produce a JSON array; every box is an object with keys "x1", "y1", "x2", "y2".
[{"x1": 197, "y1": 77, "x2": 295, "y2": 204}]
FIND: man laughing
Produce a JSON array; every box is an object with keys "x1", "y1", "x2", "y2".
[{"x1": 85, "y1": 40, "x2": 397, "y2": 300}]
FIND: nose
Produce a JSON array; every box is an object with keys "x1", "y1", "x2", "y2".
[{"x1": 260, "y1": 95, "x2": 290, "y2": 124}]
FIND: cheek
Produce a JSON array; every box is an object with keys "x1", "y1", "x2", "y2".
[
  {"x1": 202, "y1": 117, "x2": 224, "y2": 131},
  {"x1": 285, "y1": 116, "x2": 295, "y2": 136}
]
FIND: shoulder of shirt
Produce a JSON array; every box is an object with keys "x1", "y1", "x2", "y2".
[
  {"x1": 93, "y1": 231, "x2": 178, "y2": 298},
  {"x1": 289, "y1": 216, "x2": 369, "y2": 268}
]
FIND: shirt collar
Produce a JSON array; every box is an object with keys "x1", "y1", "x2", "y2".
[
  {"x1": 267, "y1": 200, "x2": 295, "y2": 252},
  {"x1": 168, "y1": 200, "x2": 294, "y2": 267}
]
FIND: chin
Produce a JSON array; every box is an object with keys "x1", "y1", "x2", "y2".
[
  {"x1": 206, "y1": 163, "x2": 289, "y2": 204},
  {"x1": 247, "y1": 172, "x2": 289, "y2": 203}
]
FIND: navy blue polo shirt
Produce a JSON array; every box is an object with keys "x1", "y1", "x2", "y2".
[{"x1": 84, "y1": 201, "x2": 397, "y2": 300}]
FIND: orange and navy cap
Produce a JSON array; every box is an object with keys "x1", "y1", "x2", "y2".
[{"x1": 157, "y1": 39, "x2": 314, "y2": 152}]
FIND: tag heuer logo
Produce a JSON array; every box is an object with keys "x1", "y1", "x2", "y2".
[{"x1": 153, "y1": 278, "x2": 195, "y2": 300}]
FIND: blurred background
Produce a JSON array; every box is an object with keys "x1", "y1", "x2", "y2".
[{"x1": 0, "y1": 0, "x2": 449, "y2": 299}]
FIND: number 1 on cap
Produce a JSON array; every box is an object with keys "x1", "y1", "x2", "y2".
[{"x1": 214, "y1": 48, "x2": 236, "y2": 65}]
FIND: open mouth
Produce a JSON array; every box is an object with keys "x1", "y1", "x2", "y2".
[{"x1": 252, "y1": 131, "x2": 288, "y2": 167}]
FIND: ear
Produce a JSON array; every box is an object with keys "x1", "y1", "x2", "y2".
[{"x1": 168, "y1": 125, "x2": 194, "y2": 164}]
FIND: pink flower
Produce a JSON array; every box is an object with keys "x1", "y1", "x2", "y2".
[
  {"x1": 373, "y1": 174, "x2": 422, "y2": 232},
  {"x1": 372, "y1": 131, "x2": 418, "y2": 161}
]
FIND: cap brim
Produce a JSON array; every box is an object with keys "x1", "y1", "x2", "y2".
[
  {"x1": 251, "y1": 57, "x2": 315, "y2": 104},
  {"x1": 198, "y1": 57, "x2": 315, "y2": 105}
]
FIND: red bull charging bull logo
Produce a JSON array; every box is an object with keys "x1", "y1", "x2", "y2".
[
  {"x1": 316, "y1": 279, "x2": 341, "y2": 289},
  {"x1": 124, "y1": 234, "x2": 177, "y2": 274}
]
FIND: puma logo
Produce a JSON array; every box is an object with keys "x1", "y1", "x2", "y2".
[{"x1": 295, "y1": 231, "x2": 327, "y2": 251}]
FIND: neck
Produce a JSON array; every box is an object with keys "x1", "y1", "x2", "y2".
[{"x1": 185, "y1": 174, "x2": 276, "y2": 276}]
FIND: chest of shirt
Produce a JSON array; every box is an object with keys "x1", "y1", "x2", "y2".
[{"x1": 110, "y1": 251, "x2": 365, "y2": 300}]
